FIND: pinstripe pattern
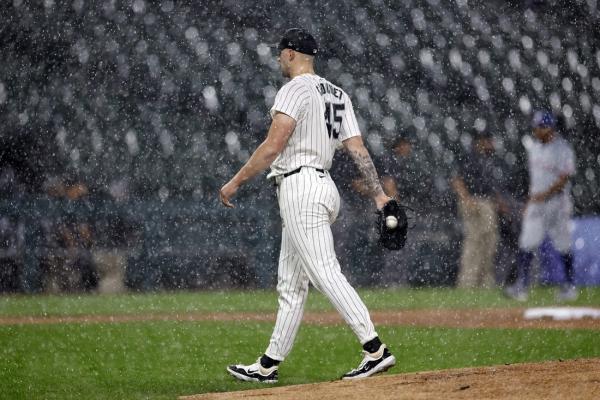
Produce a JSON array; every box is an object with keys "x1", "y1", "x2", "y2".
[
  {"x1": 264, "y1": 73, "x2": 376, "y2": 362},
  {"x1": 267, "y1": 74, "x2": 360, "y2": 179},
  {"x1": 265, "y1": 168, "x2": 377, "y2": 361}
]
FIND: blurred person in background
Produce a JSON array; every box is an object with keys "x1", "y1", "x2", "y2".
[
  {"x1": 0, "y1": 165, "x2": 25, "y2": 292},
  {"x1": 330, "y1": 150, "x2": 381, "y2": 286},
  {"x1": 380, "y1": 136, "x2": 432, "y2": 210},
  {"x1": 0, "y1": 215, "x2": 24, "y2": 292},
  {"x1": 451, "y1": 132, "x2": 500, "y2": 288},
  {"x1": 42, "y1": 175, "x2": 98, "y2": 292},
  {"x1": 378, "y1": 136, "x2": 432, "y2": 285},
  {"x1": 504, "y1": 111, "x2": 578, "y2": 301},
  {"x1": 496, "y1": 192, "x2": 525, "y2": 291}
]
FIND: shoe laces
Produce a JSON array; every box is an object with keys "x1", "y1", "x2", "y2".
[
  {"x1": 352, "y1": 345, "x2": 385, "y2": 371},
  {"x1": 254, "y1": 358, "x2": 277, "y2": 374},
  {"x1": 346, "y1": 357, "x2": 367, "y2": 374}
]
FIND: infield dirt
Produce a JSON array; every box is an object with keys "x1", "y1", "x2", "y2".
[{"x1": 179, "y1": 358, "x2": 600, "y2": 400}]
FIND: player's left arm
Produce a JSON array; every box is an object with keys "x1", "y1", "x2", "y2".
[
  {"x1": 219, "y1": 112, "x2": 295, "y2": 208},
  {"x1": 343, "y1": 136, "x2": 391, "y2": 209},
  {"x1": 337, "y1": 94, "x2": 390, "y2": 209}
]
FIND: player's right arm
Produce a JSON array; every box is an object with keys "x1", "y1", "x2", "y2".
[
  {"x1": 529, "y1": 142, "x2": 575, "y2": 203},
  {"x1": 529, "y1": 174, "x2": 570, "y2": 203},
  {"x1": 220, "y1": 80, "x2": 308, "y2": 208},
  {"x1": 450, "y1": 176, "x2": 475, "y2": 207},
  {"x1": 219, "y1": 112, "x2": 295, "y2": 208}
]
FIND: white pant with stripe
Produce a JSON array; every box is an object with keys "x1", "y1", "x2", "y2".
[{"x1": 265, "y1": 167, "x2": 377, "y2": 361}]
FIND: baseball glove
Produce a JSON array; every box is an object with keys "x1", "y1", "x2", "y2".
[{"x1": 376, "y1": 199, "x2": 408, "y2": 250}]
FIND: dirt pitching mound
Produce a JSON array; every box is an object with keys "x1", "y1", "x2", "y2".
[{"x1": 179, "y1": 358, "x2": 600, "y2": 400}]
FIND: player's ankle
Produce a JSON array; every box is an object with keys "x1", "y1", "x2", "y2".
[
  {"x1": 362, "y1": 337, "x2": 382, "y2": 353},
  {"x1": 260, "y1": 354, "x2": 280, "y2": 368}
]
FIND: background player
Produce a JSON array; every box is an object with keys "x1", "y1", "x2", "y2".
[
  {"x1": 504, "y1": 110, "x2": 578, "y2": 301},
  {"x1": 451, "y1": 132, "x2": 500, "y2": 289},
  {"x1": 219, "y1": 28, "x2": 396, "y2": 382}
]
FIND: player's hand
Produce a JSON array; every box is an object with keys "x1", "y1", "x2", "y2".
[
  {"x1": 528, "y1": 192, "x2": 546, "y2": 203},
  {"x1": 462, "y1": 194, "x2": 477, "y2": 209},
  {"x1": 375, "y1": 193, "x2": 393, "y2": 210},
  {"x1": 219, "y1": 181, "x2": 238, "y2": 208}
]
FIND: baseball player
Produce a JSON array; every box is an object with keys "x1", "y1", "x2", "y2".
[
  {"x1": 504, "y1": 110, "x2": 578, "y2": 301},
  {"x1": 219, "y1": 28, "x2": 396, "y2": 382}
]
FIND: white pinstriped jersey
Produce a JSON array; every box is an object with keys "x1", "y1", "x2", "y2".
[
  {"x1": 262, "y1": 75, "x2": 378, "y2": 362},
  {"x1": 267, "y1": 73, "x2": 361, "y2": 179}
]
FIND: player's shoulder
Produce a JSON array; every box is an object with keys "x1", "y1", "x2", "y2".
[
  {"x1": 312, "y1": 75, "x2": 350, "y2": 101},
  {"x1": 314, "y1": 75, "x2": 343, "y2": 89},
  {"x1": 555, "y1": 135, "x2": 571, "y2": 145},
  {"x1": 279, "y1": 78, "x2": 303, "y2": 91},
  {"x1": 553, "y1": 135, "x2": 573, "y2": 150},
  {"x1": 278, "y1": 76, "x2": 313, "y2": 97}
]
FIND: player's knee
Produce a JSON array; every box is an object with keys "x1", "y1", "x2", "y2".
[
  {"x1": 519, "y1": 232, "x2": 544, "y2": 252},
  {"x1": 518, "y1": 240, "x2": 539, "y2": 253},
  {"x1": 553, "y1": 241, "x2": 572, "y2": 254}
]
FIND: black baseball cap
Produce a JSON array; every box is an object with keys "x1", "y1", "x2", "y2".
[{"x1": 277, "y1": 28, "x2": 318, "y2": 56}]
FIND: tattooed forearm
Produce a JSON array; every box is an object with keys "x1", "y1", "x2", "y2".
[{"x1": 348, "y1": 148, "x2": 385, "y2": 198}]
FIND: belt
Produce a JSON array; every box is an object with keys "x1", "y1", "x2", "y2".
[
  {"x1": 283, "y1": 166, "x2": 325, "y2": 178},
  {"x1": 274, "y1": 166, "x2": 326, "y2": 186}
]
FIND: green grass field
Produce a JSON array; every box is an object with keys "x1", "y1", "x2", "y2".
[{"x1": 1, "y1": 287, "x2": 599, "y2": 400}]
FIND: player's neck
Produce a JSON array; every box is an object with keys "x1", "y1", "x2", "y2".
[
  {"x1": 289, "y1": 64, "x2": 315, "y2": 78},
  {"x1": 542, "y1": 133, "x2": 556, "y2": 144}
]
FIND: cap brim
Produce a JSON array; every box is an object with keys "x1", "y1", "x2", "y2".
[{"x1": 268, "y1": 42, "x2": 282, "y2": 52}]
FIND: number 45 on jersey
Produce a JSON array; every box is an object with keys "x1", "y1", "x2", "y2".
[{"x1": 324, "y1": 102, "x2": 345, "y2": 139}]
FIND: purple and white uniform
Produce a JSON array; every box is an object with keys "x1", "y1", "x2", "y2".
[{"x1": 519, "y1": 135, "x2": 575, "y2": 253}]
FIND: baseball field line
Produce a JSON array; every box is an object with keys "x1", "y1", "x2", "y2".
[{"x1": 1, "y1": 308, "x2": 599, "y2": 329}]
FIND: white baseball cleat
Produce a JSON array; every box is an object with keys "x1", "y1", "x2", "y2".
[
  {"x1": 503, "y1": 284, "x2": 528, "y2": 302},
  {"x1": 342, "y1": 344, "x2": 396, "y2": 380},
  {"x1": 226, "y1": 359, "x2": 278, "y2": 383},
  {"x1": 556, "y1": 285, "x2": 578, "y2": 302}
]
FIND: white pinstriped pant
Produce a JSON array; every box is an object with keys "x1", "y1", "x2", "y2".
[{"x1": 265, "y1": 167, "x2": 377, "y2": 361}]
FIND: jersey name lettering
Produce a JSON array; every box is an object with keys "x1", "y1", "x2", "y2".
[{"x1": 316, "y1": 82, "x2": 343, "y2": 100}]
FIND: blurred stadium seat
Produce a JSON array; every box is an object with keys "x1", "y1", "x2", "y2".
[{"x1": 0, "y1": 0, "x2": 599, "y2": 290}]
